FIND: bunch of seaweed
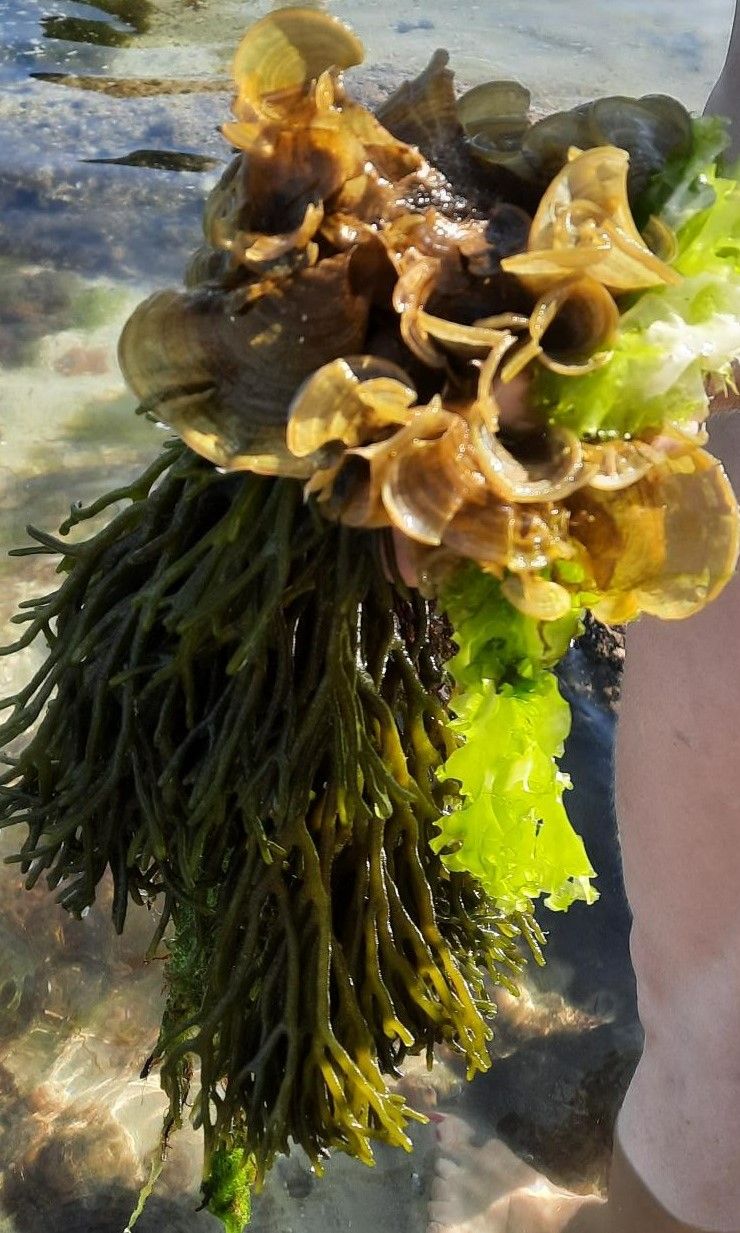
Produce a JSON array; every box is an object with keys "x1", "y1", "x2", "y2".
[{"x1": 1, "y1": 8, "x2": 738, "y2": 1229}]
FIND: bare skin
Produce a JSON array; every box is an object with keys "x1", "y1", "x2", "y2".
[
  {"x1": 614, "y1": 411, "x2": 740, "y2": 1229},
  {"x1": 428, "y1": 28, "x2": 740, "y2": 1230}
]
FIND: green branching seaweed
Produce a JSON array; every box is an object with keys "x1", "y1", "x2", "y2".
[{"x1": 0, "y1": 446, "x2": 536, "y2": 1213}]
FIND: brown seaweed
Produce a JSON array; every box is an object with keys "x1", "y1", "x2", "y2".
[
  {"x1": 119, "y1": 254, "x2": 370, "y2": 475},
  {"x1": 115, "y1": 7, "x2": 736, "y2": 621}
]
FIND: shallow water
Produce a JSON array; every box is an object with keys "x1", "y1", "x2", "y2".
[{"x1": 0, "y1": 1, "x2": 735, "y2": 1230}]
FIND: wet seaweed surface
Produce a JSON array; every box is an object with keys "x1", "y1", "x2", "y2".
[{"x1": 0, "y1": 0, "x2": 729, "y2": 1228}]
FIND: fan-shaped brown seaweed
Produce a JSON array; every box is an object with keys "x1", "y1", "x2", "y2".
[
  {"x1": 119, "y1": 253, "x2": 370, "y2": 475},
  {"x1": 117, "y1": 9, "x2": 736, "y2": 624}
]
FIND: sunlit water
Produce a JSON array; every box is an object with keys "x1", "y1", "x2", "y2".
[{"x1": 0, "y1": 2, "x2": 734, "y2": 1229}]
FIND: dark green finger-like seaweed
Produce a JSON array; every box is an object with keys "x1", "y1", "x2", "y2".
[{"x1": 0, "y1": 446, "x2": 537, "y2": 1221}]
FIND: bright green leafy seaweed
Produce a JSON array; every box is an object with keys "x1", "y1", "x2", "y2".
[
  {"x1": 534, "y1": 132, "x2": 740, "y2": 438},
  {"x1": 635, "y1": 115, "x2": 731, "y2": 231},
  {"x1": 432, "y1": 567, "x2": 597, "y2": 915}
]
